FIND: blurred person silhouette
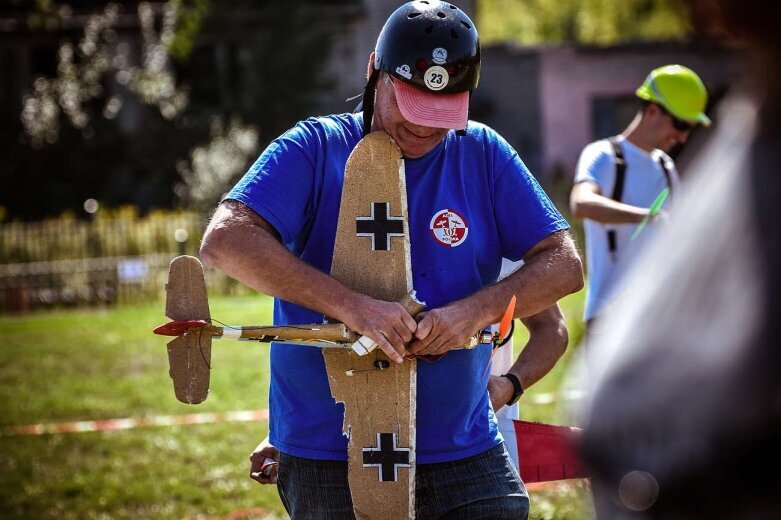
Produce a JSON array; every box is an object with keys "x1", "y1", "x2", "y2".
[
  {"x1": 578, "y1": 0, "x2": 781, "y2": 517},
  {"x1": 569, "y1": 64, "x2": 711, "y2": 361}
]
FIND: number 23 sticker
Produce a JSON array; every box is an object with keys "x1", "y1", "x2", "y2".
[{"x1": 424, "y1": 66, "x2": 449, "y2": 91}]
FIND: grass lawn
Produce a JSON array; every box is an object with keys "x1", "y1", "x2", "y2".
[{"x1": 0, "y1": 291, "x2": 592, "y2": 519}]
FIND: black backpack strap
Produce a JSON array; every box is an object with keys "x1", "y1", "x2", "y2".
[
  {"x1": 657, "y1": 154, "x2": 673, "y2": 195},
  {"x1": 607, "y1": 137, "x2": 626, "y2": 256},
  {"x1": 608, "y1": 137, "x2": 627, "y2": 202}
]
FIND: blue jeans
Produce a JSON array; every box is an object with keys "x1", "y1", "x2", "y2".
[{"x1": 277, "y1": 443, "x2": 529, "y2": 519}]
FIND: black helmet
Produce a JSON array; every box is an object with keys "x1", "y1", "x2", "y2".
[
  {"x1": 361, "y1": 1, "x2": 480, "y2": 136},
  {"x1": 375, "y1": 0, "x2": 480, "y2": 94}
]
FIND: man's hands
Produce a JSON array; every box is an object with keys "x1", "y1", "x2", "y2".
[
  {"x1": 407, "y1": 301, "x2": 480, "y2": 356},
  {"x1": 249, "y1": 437, "x2": 279, "y2": 485},
  {"x1": 343, "y1": 295, "x2": 484, "y2": 359},
  {"x1": 342, "y1": 295, "x2": 418, "y2": 363}
]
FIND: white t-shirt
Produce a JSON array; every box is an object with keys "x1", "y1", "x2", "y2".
[{"x1": 574, "y1": 137, "x2": 680, "y2": 321}]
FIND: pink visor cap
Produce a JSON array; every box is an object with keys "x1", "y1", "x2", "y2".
[{"x1": 393, "y1": 79, "x2": 469, "y2": 130}]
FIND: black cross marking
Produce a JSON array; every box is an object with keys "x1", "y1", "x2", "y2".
[
  {"x1": 362, "y1": 432, "x2": 411, "y2": 482},
  {"x1": 356, "y1": 202, "x2": 405, "y2": 251}
]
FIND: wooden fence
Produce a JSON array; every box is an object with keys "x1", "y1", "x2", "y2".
[{"x1": 0, "y1": 209, "x2": 244, "y2": 313}]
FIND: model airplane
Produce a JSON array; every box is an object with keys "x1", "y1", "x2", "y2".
[{"x1": 153, "y1": 255, "x2": 512, "y2": 405}]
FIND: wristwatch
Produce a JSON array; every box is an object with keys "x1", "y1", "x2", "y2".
[{"x1": 501, "y1": 373, "x2": 524, "y2": 405}]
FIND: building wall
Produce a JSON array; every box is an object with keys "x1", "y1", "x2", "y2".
[
  {"x1": 457, "y1": 41, "x2": 738, "y2": 191},
  {"x1": 473, "y1": 44, "x2": 541, "y2": 175},
  {"x1": 537, "y1": 43, "x2": 739, "y2": 180}
]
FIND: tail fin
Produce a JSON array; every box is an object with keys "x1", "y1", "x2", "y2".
[{"x1": 164, "y1": 256, "x2": 212, "y2": 404}]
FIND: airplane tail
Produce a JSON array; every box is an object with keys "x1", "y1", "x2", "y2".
[{"x1": 164, "y1": 255, "x2": 212, "y2": 404}]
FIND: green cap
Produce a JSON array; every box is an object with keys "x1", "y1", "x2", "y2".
[{"x1": 636, "y1": 64, "x2": 711, "y2": 127}]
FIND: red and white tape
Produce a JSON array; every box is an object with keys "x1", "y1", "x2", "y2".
[
  {"x1": 2, "y1": 409, "x2": 269, "y2": 437},
  {"x1": 1, "y1": 390, "x2": 582, "y2": 438}
]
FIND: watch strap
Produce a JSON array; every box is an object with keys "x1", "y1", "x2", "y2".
[{"x1": 501, "y1": 372, "x2": 524, "y2": 405}]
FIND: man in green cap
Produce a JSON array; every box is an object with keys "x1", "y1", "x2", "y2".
[{"x1": 569, "y1": 64, "x2": 711, "y2": 344}]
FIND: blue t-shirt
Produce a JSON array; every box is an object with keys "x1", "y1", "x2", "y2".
[{"x1": 227, "y1": 113, "x2": 568, "y2": 463}]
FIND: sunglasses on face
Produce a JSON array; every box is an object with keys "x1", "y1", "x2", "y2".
[{"x1": 656, "y1": 104, "x2": 696, "y2": 132}]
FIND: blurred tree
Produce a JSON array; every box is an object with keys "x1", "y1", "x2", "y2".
[
  {"x1": 168, "y1": 0, "x2": 210, "y2": 60},
  {"x1": 19, "y1": 3, "x2": 190, "y2": 147},
  {"x1": 172, "y1": 1, "x2": 339, "y2": 211},
  {"x1": 478, "y1": 0, "x2": 691, "y2": 45},
  {"x1": 1, "y1": 0, "x2": 339, "y2": 220},
  {"x1": 175, "y1": 117, "x2": 258, "y2": 213}
]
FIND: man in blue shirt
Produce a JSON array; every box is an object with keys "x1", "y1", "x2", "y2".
[{"x1": 201, "y1": 2, "x2": 582, "y2": 518}]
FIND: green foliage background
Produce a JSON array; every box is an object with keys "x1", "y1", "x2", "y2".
[
  {"x1": 478, "y1": 0, "x2": 691, "y2": 45},
  {"x1": 0, "y1": 291, "x2": 591, "y2": 519}
]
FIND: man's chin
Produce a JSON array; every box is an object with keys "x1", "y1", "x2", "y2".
[
  {"x1": 398, "y1": 133, "x2": 445, "y2": 158},
  {"x1": 399, "y1": 144, "x2": 431, "y2": 159}
]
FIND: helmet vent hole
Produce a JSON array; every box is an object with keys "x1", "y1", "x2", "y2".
[
  {"x1": 437, "y1": 11, "x2": 446, "y2": 18},
  {"x1": 408, "y1": 12, "x2": 421, "y2": 18},
  {"x1": 425, "y1": 24, "x2": 434, "y2": 34},
  {"x1": 461, "y1": 21, "x2": 471, "y2": 30},
  {"x1": 451, "y1": 29, "x2": 459, "y2": 39},
  {"x1": 420, "y1": 0, "x2": 430, "y2": 4},
  {"x1": 448, "y1": 4, "x2": 458, "y2": 9}
]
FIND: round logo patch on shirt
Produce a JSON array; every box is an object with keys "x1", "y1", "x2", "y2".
[{"x1": 430, "y1": 209, "x2": 469, "y2": 247}]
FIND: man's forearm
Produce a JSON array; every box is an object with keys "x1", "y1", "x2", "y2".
[
  {"x1": 570, "y1": 185, "x2": 648, "y2": 224},
  {"x1": 488, "y1": 305, "x2": 567, "y2": 409},
  {"x1": 200, "y1": 201, "x2": 417, "y2": 361},
  {"x1": 509, "y1": 306, "x2": 568, "y2": 390},
  {"x1": 452, "y1": 230, "x2": 583, "y2": 331},
  {"x1": 200, "y1": 202, "x2": 358, "y2": 323}
]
